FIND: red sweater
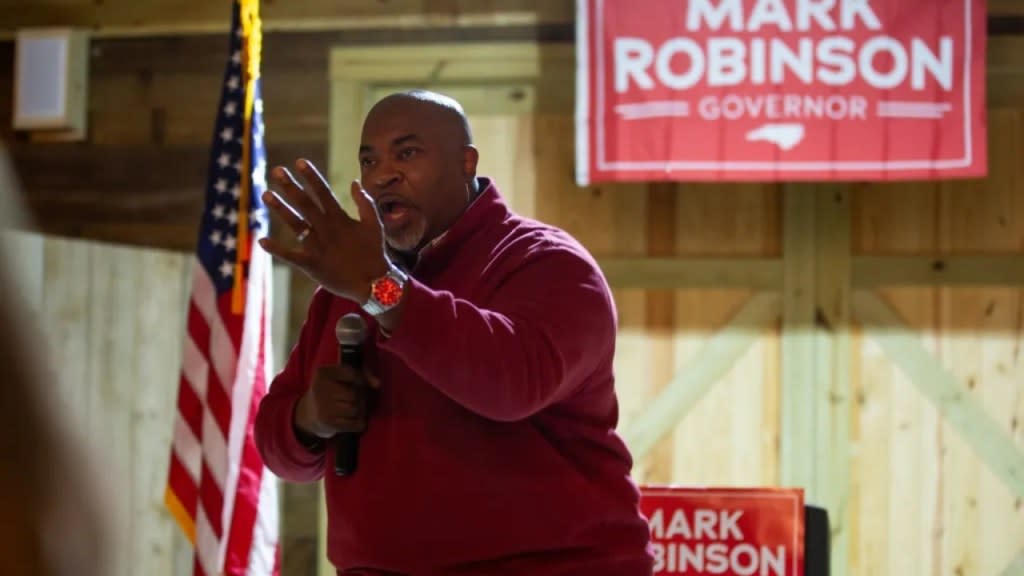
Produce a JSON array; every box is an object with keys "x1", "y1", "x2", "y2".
[{"x1": 254, "y1": 178, "x2": 653, "y2": 575}]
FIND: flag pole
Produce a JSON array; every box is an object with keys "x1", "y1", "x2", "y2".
[{"x1": 233, "y1": 0, "x2": 262, "y2": 315}]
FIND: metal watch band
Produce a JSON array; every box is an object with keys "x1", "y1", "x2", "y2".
[{"x1": 361, "y1": 265, "x2": 408, "y2": 317}]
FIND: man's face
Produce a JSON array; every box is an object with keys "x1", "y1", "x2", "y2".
[{"x1": 358, "y1": 99, "x2": 471, "y2": 253}]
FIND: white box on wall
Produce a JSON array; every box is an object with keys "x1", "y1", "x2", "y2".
[{"x1": 13, "y1": 28, "x2": 89, "y2": 140}]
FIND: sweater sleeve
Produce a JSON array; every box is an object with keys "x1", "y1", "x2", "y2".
[
  {"x1": 254, "y1": 288, "x2": 329, "y2": 482},
  {"x1": 377, "y1": 246, "x2": 616, "y2": 422}
]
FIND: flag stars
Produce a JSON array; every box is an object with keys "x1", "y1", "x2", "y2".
[{"x1": 191, "y1": 21, "x2": 270, "y2": 294}]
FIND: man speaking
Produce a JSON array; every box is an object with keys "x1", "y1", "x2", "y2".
[{"x1": 253, "y1": 90, "x2": 654, "y2": 575}]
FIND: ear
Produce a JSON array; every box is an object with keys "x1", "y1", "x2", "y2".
[{"x1": 461, "y1": 145, "x2": 479, "y2": 179}]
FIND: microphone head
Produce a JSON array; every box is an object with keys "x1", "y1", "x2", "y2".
[{"x1": 335, "y1": 313, "x2": 368, "y2": 346}]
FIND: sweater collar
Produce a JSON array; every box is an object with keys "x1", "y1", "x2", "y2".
[{"x1": 387, "y1": 177, "x2": 506, "y2": 274}]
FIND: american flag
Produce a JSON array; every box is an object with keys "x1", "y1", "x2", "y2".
[{"x1": 165, "y1": 1, "x2": 280, "y2": 575}]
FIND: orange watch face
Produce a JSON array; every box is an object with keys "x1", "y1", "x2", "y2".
[{"x1": 372, "y1": 276, "x2": 403, "y2": 307}]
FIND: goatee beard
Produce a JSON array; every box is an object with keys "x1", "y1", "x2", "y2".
[{"x1": 385, "y1": 220, "x2": 427, "y2": 254}]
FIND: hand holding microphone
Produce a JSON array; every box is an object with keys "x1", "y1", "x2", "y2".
[
  {"x1": 293, "y1": 313, "x2": 378, "y2": 474},
  {"x1": 333, "y1": 313, "x2": 370, "y2": 475}
]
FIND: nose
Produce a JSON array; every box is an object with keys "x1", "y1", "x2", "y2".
[{"x1": 372, "y1": 162, "x2": 402, "y2": 191}]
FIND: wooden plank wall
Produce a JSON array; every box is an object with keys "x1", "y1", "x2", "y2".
[
  {"x1": 0, "y1": 26, "x2": 571, "y2": 252},
  {"x1": 566, "y1": 179, "x2": 782, "y2": 488},
  {"x1": 850, "y1": 107, "x2": 1024, "y2": 575},
  {"x1": 1, "y1": 7, "x2": 1022, "y2": 576},
  {"x1": 1, "y1": 230, "x2": 194, "y2": 576},
  {"x1": 515, "y1": 60, "x2": 1024, "y2": 576},
  {"x1": 0, "y1": 32, "x2": 329, "y2": 252}
]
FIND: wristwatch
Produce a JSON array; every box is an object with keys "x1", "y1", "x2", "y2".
[{"x1": 362, "y1": 264, "x2": 409, "y2": 316}]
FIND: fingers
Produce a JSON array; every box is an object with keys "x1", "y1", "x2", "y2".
[
  {"x1": 296, "y1": 159, "x2": 349, "y2": 222},
  {"x1": 316, "y1": 364, "x2": 379, "y2": 387},
  {"x1": 365, "y1": 369, "x2": 381, "y2": 390},
  {"x1": 321, "y1": 393, "x2": 367, "y2": 432},
  {"x1": 257, "y1": 237, "x2": 312, "y2": 268},
  {"x1": 269, "y1": 165, "x2": 326, "y2": 230},
  {"x1": 315, "y1": 366, "x2": 371, "y2": 433},
  {"x1": 329, "y1": 395, "x2": 363, "y2": 419},
  {"x1": 311, "y1": 362, "x2": 380, "y2": 433},
  {"x1": 316, "y1": 364, "x2": 361, "y2": 384},
  {"x1": 261, "y1": 190, "x2": 308, "y2": 236},
  {"x1": 329, "y1": 414, "x2": 368, "y2": 434},
  {"x1": 324, "y1": 364, "x2": 380, "y2": 390},
  {"x1": 350, "y1": 180, "x2": 381, "y2": 226}
]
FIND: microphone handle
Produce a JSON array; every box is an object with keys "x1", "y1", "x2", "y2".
[{"x1": 334, "y1": 344, "x2": 362, "y2": 476}]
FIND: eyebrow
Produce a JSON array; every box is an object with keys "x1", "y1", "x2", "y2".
[{"x1": 359, "y1": 133, "x2": 423, "y2": 154}]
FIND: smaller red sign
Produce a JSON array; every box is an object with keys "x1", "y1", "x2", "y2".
[{"x1": 640, "y1": 486, "x2": 804, "y2": 576}]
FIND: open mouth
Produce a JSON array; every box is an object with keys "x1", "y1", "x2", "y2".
[{"x1": 376, "y1": 196, "x2": 414, "y2": 226}]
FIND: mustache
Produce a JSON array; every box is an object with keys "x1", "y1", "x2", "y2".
[{"x1": 374, "y1": 193, "x2": 419, "y2": 212}]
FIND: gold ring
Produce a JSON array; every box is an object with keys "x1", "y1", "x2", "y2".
[{"x1": 296, "y1": 226, "x2": 311, "y2": 243}]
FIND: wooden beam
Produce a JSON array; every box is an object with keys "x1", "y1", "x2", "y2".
[
  {"x1": 780, "y1": 186, "x2": 818, "y2": 494},
  {"x1": 991, "y1": 0, "x2": 1024, "y2": 17},
  {"x1": 1, "y1": 1, "x2": 1020, "y2": 38},
  {"x1": 853, "y1": 291, "x2": 1024, "y2": 499},
  {"x1": 598, "y1": 257, "x2": 782, "y2": 290},
  {"x1": 330, "y1": 42, "x2": 574, "y2": 81},
  {"x1": 643, "y1": 183, "x2": 678, "y2": 483},
  {"x1": 0, "y1": 0, "x2": 577, "y2": 38},
  {"x1": 621, "y1": 292, "x2": 780, "y2": 461},
  {"x1": 600, "y1": 253, "x2": 1024, "y2": 291},
  {"x1": 853, "y1": 256, "x2": 1024, "y2": 288},
  {"x1": 327, "y1": 79, "x2": 365, "y2": 216},
  {"x1": 814, "y1": 186, "x2": 852, "y2": 576}
]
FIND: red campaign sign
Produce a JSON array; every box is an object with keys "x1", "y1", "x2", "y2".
[
  {"x1": 575, "y1": 0, "x2": 987, "y2": 183},
  {"x1": 639, "y1": 486, "x2": 804, "y2": 576}
]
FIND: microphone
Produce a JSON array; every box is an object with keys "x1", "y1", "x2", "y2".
[{"x1": 334, "y1": 313, "x2": 368, "y2": 476}]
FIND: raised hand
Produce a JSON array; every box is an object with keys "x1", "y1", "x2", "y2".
[{"x1": 258, "y1": 158, "x2": 390, "y2": 304}]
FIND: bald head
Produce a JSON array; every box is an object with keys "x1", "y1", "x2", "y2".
[
  {"x1": 358, "y1": 89, "x2": 481, "y2": 254},
  {"x1": 366, "y1": 90, "x2": 473, "y2": 147}
]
